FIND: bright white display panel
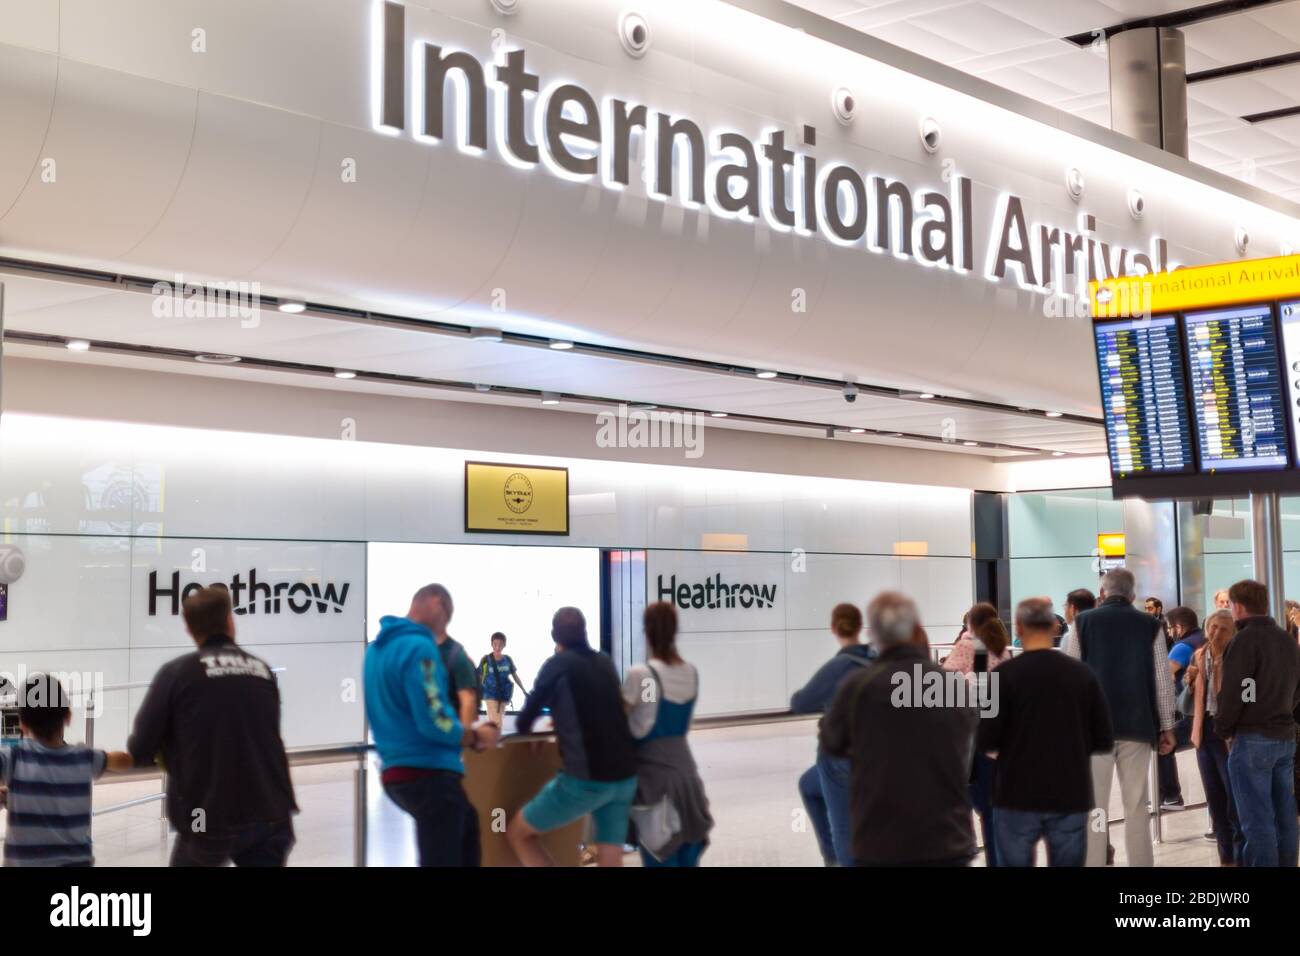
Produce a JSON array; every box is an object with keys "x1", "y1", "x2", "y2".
[{"x1": 365, "y1": 542, "x2": 602, "y2": 696}]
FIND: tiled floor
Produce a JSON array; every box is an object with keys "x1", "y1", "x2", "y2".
[{"x1": 39, "y1": 718, "x2": 1223, "y2": 867}]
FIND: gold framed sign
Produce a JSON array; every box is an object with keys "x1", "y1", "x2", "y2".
[{"x1": 464, "y1": 461, "x2": 570, "y2": 535}]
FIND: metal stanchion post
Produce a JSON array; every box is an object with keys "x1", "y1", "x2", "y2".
[
  {"x1": 84, "y1": 694, "x2": 94, "y2": 749},
  {"x1": 159, "y1": 772, "x2": 167, "y2": 820},
  {"x1": 353, "y1": 761, "x2": 368, "y2": 867},
  {"x1": 1151, "y1": 754, "x2": 1163, "y2": 844}
]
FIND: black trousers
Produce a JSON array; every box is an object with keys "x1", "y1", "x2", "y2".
[
  {"x1": 1158, "y1": 715, "x2": 1193, "y2": 801},
  {"x1": 170, "y1": 819, "x2": 295, "y2": 867},
  {"x1": 384, "y1": 771, "x2": 480, "y2": 867}
]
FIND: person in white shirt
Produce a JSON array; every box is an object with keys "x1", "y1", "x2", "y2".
[{"x1": 620, "y1": 602, "x2": 713, "y2": 866}]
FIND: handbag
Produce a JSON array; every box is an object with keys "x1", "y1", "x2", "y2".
[{"x1": 629, "y1": 793, "x2": 682, "y2": 860}]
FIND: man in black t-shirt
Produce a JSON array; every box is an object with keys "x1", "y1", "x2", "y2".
[
  {"x1": 977, "y1": 597, "x2": 1113, "y2": 867},
  {"x1": 129, "y1": 586, "x2": 298, "y2": 867}
]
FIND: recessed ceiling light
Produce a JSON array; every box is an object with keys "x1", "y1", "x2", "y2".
[
  {"x1": 710, "y1": 411, "x2": 728, "y2": 418},
  {"x1": 1045, "y1": 410, "x2": 1064, "y2": 418},
  {"x1": 541, "y1": 391, "x2": 560, "y2": 405},
  {"x1": 278, "y1": 300, "x2": 307, "y2": 314},
  {"x1": 334, "y1": 370, "x2": 356, "y2": 380},
  {"x1": 471, "y1": 328, "x2": 504, "y2": 342},
  {"x1": 756, "y1": 370, "x2": 778, "y2": 379},
  {"x1": 849, "y1": 427, "x2": 866, "y2": 434},
  {"x1": 474, "y1": 383, "x2": 492, "y2": 393},
  {"x1": 1052, "y1": 451, "x2": 1066, "y2": 457},
  {"x1": 194, "y1": 353, "x2": 241, "y2": 364},
  {"x1": 962, "y1": 441, "x2": 978, "y2": 447},
  {"x1": 548, "y1": 340, "x2": 574, "y2": 351},
  {"x1": 631, "y1": 403, "x2": 657, "y2": 411},
  {"x1": 65, "y1": 339, "x2": 91, "y2": 352},
  {"x1": 917, "y1": 392, "x2": 936, "y2": 400},
  {"x1": 888, "y1": 432, "x2": 904, "y2": 437}
]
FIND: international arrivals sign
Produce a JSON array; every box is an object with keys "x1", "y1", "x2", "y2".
[{"x1": 372, "y1": 1, "x2": 1172, "y2": 300}]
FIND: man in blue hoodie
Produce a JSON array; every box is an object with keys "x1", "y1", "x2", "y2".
[
  {"x1": 364, "y1": 583, "x2": 499, "y2": 866},
  {"x1": 792, "y1": 602, "x2": 875, "y2": 866}
]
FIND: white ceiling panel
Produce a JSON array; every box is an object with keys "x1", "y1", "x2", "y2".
[
  {"x1": 0, "y1": 272, "x2": 1104, "y2": 458},
  {"x1": 787, "y1": 0, "x2": 1300, "y2": 205}
]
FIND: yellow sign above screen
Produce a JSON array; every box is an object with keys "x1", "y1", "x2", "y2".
[
  {"x1": 465, "y1": 462, "x2": 570, "y2": 535},
  {"x1": 1091, "y1": 254, "x2": 1300, "y2": 318},
  {"x1": 1096, "y1": 532, "x2": 1126, "y2": 558}
]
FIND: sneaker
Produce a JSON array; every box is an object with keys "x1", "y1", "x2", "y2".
[
  {"x1": 1204, "y1": 830, "x2": 1216, "y2": 841},
  {"x1": 1161, "y1": 797, "x2": 1185, "y2": 809}
]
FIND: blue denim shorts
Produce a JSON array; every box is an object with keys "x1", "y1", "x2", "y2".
[{"x1": 522, "y1": 772, "x2": 637, "y2": 845}]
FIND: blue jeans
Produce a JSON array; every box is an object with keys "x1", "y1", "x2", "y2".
[
  {"x1": 993, "y1": 808, "x2": 1087, "y2": 867},
  {"x1": 970, "y1": 753, "x2": 998, "y2": 867},
  {"x1": 640, "y1": 841, "x2": 705, "y2": 867},
  {"x1": 1196, "y1": 722, "x2": 1243, "y2": 865},
  {"x1": 1227, "y1": 732, "x2": 1299, "y2": 868},
  {"x1": 797, "y1": 752, "x2": 853, "y2": 866},
  {"x1": 170, "y1": 819, "x2": 295, "y2": 867},
  {"x1": 384, "y1": 772, "x2": 480, "y2": 867}
]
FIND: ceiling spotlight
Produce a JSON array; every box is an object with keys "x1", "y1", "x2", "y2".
[
  {"x1": 919, "y1": 117, "x2": 941, "y2": 154},
  {"x1": 1065, "y1": 167, "x2": 1085, "y2": 201},
  {"x1": 1127, "y1": 189, "x2": 1145, "y2": 220},
  {"x1": 474, "y1": 383, "x2": 492, "y2": 393},
  {"x1": 548, "y1": 339, "x2": 574, "y2": 351},
  {"x1": 277, "y1": 300, "x2": 307, "y2": 314},
  {"x1": 1235, "y1": 226, "x2": 1250, "y2": 256},
  {"x1": 849, "y1": 427, "x2": 866, "y2": 434},
  {"x1": 619, "y1": 11, "x2": 651, "y2": 57},
  {"x1": 962, "y1": 441, "x2": 979, "y2": 447},
  {"x1": 831, "y1": 87, "x2": 855, "y2": 125},
  {"x1": 334, "y1": 370, "x2": 356, "y2": 380},
  {"x1": 887, "y1": 431, "x2": 904, "y2": 438},
  {"x1": 917, "y1": 392, "x2": 936, "y2": 400},
  {"x1": 194, "y1": 353, "x2": 241, "y2": 364},
  {"x1": 756, "y1": 370, "x2": 778, "y2": 379},
  {"x1": 631, "y1": 402, "x2": 657, "y2": 411},
  {"x1": 1045, "y1": 410, "x2": 1064, "y2": 418},
  {"x1": 710, "y1": 411, "x2": 728, "y2": 418},
  {"x1": 541, "y1": 391, "x2": 560, "y2": 405},
  {"x1": 471, "y1": 327, "x2": 504, "y2": 342},
  {"x1": 1052, "y1": 451, "x2": 1066, "y2": 457},
  {"x1": 64, "y1": 338, "x2": 91, "y2": 352}
]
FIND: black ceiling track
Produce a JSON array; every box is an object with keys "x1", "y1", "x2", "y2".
[
  {"x1": 1, "y1": 329, "x2": 1084, "y2": 458},
  {"x1": 1064, "y1": 0, "x2": 1288, "y2": 46},
  {"x1": 1188, "y1": 50, "x2": 1300, "y2": 83},
  {"x1": 0, "y1": 253, "x2": 1103, "y2": 430},
  {"x1": 1242, "y1": 104, "x2": 1300, "y2": 124}
]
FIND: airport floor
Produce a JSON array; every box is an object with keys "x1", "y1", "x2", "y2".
[{"x1": 53, "y1": 719, "x2": 1221, "y2": 867}]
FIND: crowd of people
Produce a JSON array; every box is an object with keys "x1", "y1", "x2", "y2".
[
  {"x1": 1, "y1": 568, "x2": 1297, "y2": 869},
  {"x1": 0, "y1": 581, "x2": 715, "y2": 868},
  {"x1": 793, "y1": 569, "x2": 1300, "y2": 867}
]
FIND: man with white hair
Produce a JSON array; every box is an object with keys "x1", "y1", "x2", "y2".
[
  {"x1": 820, "y1": 591, "x2": 976, "y2": 866},
  {"x1": 1074, "y1": 568, "x2": 1176, "y2": 867}
]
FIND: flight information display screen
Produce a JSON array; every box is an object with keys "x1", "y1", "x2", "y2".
[
  {"x1": 1093, "y1": 316, "x2": 1194, "y2": 476},
  {"x1": 1183, "y1": 304, "x2": 1288, "y2": 472},
  {"x1": 1279, "y1": 300, "x2": 1300, "y2": 467}
]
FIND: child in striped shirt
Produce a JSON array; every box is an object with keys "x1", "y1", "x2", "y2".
[{"x1": 0, "y1": 673, "x2": 132, "y2": 866}]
